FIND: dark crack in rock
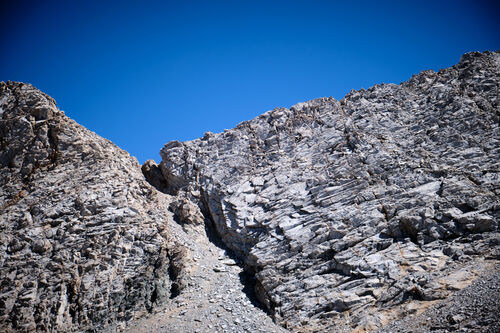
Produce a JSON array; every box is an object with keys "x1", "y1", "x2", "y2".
[
  {"x1": 1, "y1": 50, "x2": 499, "y2": 333},
  {"x1": 158, "y1": 51, "x2": 500, "y2": 332},
  {"x1": 0, "y1": 82, "x2": 190, "y2": 332}
]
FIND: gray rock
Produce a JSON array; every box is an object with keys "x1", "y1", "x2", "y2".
[
  {"x1": 158, "y1": 51, "x2": 500, "y2": 331},
  {"x1": 2, "y1": 50, "x2": 499, "y2": 333},
  {"x1": 0, "y1": 82, "x2": 190, "y2": 332}
]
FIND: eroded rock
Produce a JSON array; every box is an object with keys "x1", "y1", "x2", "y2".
[
  {"x1": 159, "y1": 51, "x2": 500, "y2": 331},
  {"x1": 0, "y1": 82, "x2": 189, "y2": 332}
]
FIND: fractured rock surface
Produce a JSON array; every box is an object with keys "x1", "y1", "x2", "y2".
[
  {"x1": 377, "y1": 264, "x2": 500, "y2": 333},
  {"x1": 0, "y1": 82, "x2": 289, "y2": 333},
  {"x1": 159, "y1": 51, "x2": 500, "y2": 331},
  {"x1": 1, "y1": 50, "x2": 499, "y2": 333},
  {"x1": 125, "y1": 216, "x2": 289, "y2": 333},
  {"x1": 0, "y1": 82, "x2": 189, "y2": 332}
]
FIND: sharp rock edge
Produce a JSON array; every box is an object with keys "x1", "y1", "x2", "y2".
[
  {"x1": 158, "y1": 51, "x2": 500, "y2": 332},
  {"x1": 0, "y1": 81, "x2": 191, "y2": 332},
  {"x1": 0, "y1": 50, "x2": 499, "y2": 333}
]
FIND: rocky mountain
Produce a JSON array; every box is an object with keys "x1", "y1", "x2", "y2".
[
  {"x1": 158, "y1": 50, "x2": 500, "y2": 332},
  {"x1": 0, "y1": 82, "x2": 191, "y2": 332},
  {"x1": 1, "y1": 50, "x2": 499, "y2": 333}
]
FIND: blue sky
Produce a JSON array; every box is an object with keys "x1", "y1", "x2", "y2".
[{"x1": 1, "y1": 1, "x2": 498, "y2": 163}]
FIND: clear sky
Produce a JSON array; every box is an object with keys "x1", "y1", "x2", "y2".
[{"x1": 1, "y1": 1, "x2": 499, "y2": 163}]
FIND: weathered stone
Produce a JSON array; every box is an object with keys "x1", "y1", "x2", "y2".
[
  {"x1": 2, "y1": 51, "x2": 499, "y2": 333},
  {"x1": 158, "y1": 51, "x2": 500, "y2": 332},
  {"x1": 0, "y1": 82, "x2": 189, "y2": 332},
  {"x1": 169, "y1": 197, "x2": 205, "y2": 230}
]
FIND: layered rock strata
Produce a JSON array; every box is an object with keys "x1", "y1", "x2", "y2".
[
  {"x1": 1, "y1": 50, "x2": 498, "y2": 333},
  {"x1": 159, "y1": 51, "x2": 500, "y2": 331},
  {"x1": 0, "y1": 82, "x2": 189, "y2": 332}
]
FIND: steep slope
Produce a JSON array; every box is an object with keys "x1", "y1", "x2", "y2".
[
  {"x1": 0, "y1": 82, "x2": 290, "y2": 333},
  {"x1": 1, "y1": 51, "x2": 498, "y2": 333},
  {"x1": 158, "y1": 51, "x2": 500, "y2": 331},
  {"x1": 125, "y1": 214, "x2": 289, "y2": 333},
  {"x1": 0, "y1": 82, "x2": 190, "y2": 332}
]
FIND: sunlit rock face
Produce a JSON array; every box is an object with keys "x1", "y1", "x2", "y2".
[
  {"x1": 0, "y1": 51, "x2": 498, "y2": 333},
  {"x1": 159, "y1": 51, "x2": 500, "y2": 331},
  {"x1": 0, "y1": 82, "x2": 188, "y2": 332}
]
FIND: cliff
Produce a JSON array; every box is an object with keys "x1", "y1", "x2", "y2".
[
  {"x1": 0, "y1": 82, "x2": 190, "y2": 331},
  {"x1": 158, "y1": 51, "x2": 500, "y2": 332},
  {"x1": 1, "y1": 51, "x2": 499, "y2": 332}
]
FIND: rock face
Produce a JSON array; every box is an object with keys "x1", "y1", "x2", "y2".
[
  {"x1": 1, "y1": 51, "x2": 499, "y2": 333},
  {"x1": 0, "y1": 82, "x2": 189, "y2": 332},
  {"x1": 159, "y1": 51, "x2": 500, "y2": 331}
]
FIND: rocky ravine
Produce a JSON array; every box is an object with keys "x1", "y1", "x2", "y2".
[
  {"x1": 0, "y1": 50, "x2": 499, "y2": 333},
  {"x1": 0, "y1": 81, "x2": 287, "y2": 333},
  {"x1": 158, "y1": 51, "x2": 500, "y2": 332},
  {"x1": 125, "y1": 208, "x2": 289, "y2": 333}
]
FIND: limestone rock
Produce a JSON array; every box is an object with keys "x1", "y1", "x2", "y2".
[
  {"x1": 0, "y1": 82, "x2": 189, "y2": 332},
  {"x1": 159, "y1": 51, "x2": 500, "y2": 331}
]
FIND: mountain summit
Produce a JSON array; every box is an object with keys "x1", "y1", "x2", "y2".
[
  {"x1": 1, "y1": 51, "x2": 499, "y2": 332},
  {"x1": 157, "y1": 50, "x2": 500, "y2": 332}
]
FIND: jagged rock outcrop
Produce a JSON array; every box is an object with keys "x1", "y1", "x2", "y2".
[
  {"x1": 0, "y1": 82, "x2": 190, "y2": 332},
  {"x1": 1, "y1": 51, "x2": 498, "y2": 333},
  {"x1": 159, "y1": 51, "x2": 500, "y2": 331}
]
